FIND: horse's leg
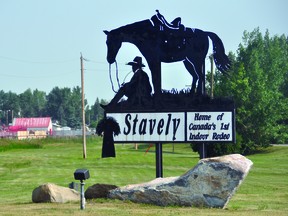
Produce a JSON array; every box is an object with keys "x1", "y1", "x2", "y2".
[
  {"x1": 195, "y1": 60, "x2": 206, "y2": 95},
  {"x1": 148, "y1": 60, "x2": 162, "y2": 96},
  {"x1": 185, "y1": 31, "x2": 209, "y2": 95},
  {"x1": 202, "y1": 63, "x2": 205, "y2": 95},
  {"x1": 196, "y1": 63, "x2": 203, "y2": 95},
  {"x1": 183, "y1": 59, "x2": 198, "y2": 95},
  {"x1": 197, "y1": 34, "x2": 209, "y2": 95},
  {"x1": 147, "y1": 60, "x2": 162, "y2": 109}
]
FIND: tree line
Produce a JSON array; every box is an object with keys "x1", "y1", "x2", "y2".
[
  {"x1": 199, "y1": 28, "x2": 288, "y2": 155},
  {"x1": 0, "y1": 86, "x2": 107, "y2": 129}
]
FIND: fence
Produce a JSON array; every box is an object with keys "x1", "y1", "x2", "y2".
[
  {"x1": 0, "y1": 131, "x2": 17, "y2": 138},
  {"x1": 52, "y1": 130, "x2": 95, "y2": 137},
  {"x1": 0, "y1": 130, "x2": 95, "y2": 139}
]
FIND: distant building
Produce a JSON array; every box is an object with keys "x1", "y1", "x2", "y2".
[{"x1": 10, "y1": 117, "x2": 53, "y2": 135}]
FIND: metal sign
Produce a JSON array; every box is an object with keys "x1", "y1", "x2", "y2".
[
  {"x1": 106, "y1": 110, "x2": 235, "y2": 143},
  {"x1": 187, "y1": 112, "x2": 234, "y2": 142}
]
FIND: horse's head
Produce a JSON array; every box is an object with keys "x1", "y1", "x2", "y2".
[{"x1": 104, "y1": 30, "x2": 122, "y2": 64}]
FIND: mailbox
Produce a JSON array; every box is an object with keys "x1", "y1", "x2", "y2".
[{"x1": 74, "y1": 169, "x2": 90, "y2": 181}]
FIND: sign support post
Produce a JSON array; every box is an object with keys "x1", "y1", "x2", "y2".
[
  {"x1": 155, "y1": 143, "x2": 163, "y2": 178},
  {"x1": 199, "y1": 143, "x2": 207, "y2": 159}
]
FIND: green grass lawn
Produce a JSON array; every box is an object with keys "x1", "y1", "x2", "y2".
[{"x1": 0, "y1": 137, "x2": 287, "y2": 215}]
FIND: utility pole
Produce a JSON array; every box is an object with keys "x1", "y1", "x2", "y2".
[
  {"x1": 80, "y1": 53, "x2": 87, "y2": 159},
  {"x1": 209, "y1": 54, "x2": 214, "y2": 98}
]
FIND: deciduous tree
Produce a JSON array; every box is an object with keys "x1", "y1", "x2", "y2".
[{"x1": 213, "y1": 28, "x2": 288, "y2": 154}]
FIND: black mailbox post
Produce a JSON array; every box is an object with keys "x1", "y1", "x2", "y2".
[{"x1": 74, "y1": 169, "x2": 90, "y2": 210}]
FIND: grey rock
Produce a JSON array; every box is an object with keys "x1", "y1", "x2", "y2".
[
  {"x1": 85, "y1": 183, "x2": 118, "y2": 199},
  {"x1": 32, "y1": 183, "x2": 79, "y2": 203},
  {"x1": 108, "y1": 154, "x2": 253, "y2": 208}
]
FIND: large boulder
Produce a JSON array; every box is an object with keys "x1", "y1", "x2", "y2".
[
  {"x1": 85, "y1": 183, "x2": 118, "y2": 199},
  {"x1": 108, "y1": 154, "x2": 253, "y2": 208},
  {"x1": 32, "y1": 183, "x2": 79, "y2": 203}
]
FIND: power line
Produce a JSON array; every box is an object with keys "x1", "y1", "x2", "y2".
[
  {"x1": 0, "y1": 55, "x2": 78, "y2": 64},
  {"x1": 0, "y1": 71, "x2": 75, "y2": 78}
]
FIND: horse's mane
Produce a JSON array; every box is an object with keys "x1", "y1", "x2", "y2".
[{"x1": 110, "y1": 19, "x2": 153, "y2": 35}]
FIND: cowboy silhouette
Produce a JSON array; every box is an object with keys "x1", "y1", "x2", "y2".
[{"x1": 102, "y1": 56, "x2": 152, "y2": 109}]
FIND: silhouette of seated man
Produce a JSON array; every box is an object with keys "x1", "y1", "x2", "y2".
[{"x1": 102, "y1": 56, "x2": 152, "y2": 109}]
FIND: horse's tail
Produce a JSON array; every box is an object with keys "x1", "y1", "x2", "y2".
[{"x1": 206, "y1": 32, "x2": 231, "y2": 73}]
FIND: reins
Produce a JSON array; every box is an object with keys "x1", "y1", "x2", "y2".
[
  {"x1": 109, "y1": 61, "x2": 121, "y2": 93},
  {"x1": 123, "y1": 70, "x2": 133, "y2": 83}
]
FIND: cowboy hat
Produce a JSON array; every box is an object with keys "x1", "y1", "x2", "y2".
[{"x1": 126, "y1": 56, "x2": 145, "y2": 67}]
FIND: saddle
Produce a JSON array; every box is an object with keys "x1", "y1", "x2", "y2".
[
  {"x1": 150, "y1": 10, "x2": 186, "y2": 53},
  {"x1": 151, "y1": 10, "x2": 185, "y2": 31}
]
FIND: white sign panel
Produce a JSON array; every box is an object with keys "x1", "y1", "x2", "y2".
[
  {"x1": 187, "y1": 112, "x2": 233, "y2": 142},
  {"x1": 107, "y1": 111, "x2": 235, "y2": 143},
  {"x1": 107, "y1": 112, "x2": 185, "y2": 142}
]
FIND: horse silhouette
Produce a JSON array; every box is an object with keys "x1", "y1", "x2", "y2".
[{"x1": 104, "y1": 11, "x2": 230, "y2": 97}]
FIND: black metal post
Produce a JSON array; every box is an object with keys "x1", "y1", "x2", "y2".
[
  {"x1": 199, "y1": 143, "x2": 207, "y2": 159},
  {"x1": 155, "y1": 143, "x2": 163, "y2": 178},
  {"x1": 80, "y1": 180, "x2": 85, "y2": 210}
]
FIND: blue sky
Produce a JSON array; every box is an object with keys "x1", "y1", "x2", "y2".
[{"x1": 0, "y1": 0, "x2": 287, "y2": 105}]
